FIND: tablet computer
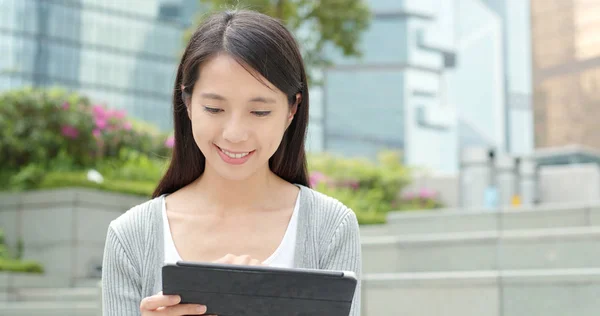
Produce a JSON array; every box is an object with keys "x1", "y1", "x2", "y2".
[{"x1": 162, "y1": 261, "x2": 357, "y2": 316}]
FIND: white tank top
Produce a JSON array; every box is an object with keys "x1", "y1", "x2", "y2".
[{"x1": 162, "y1": 195, "x2": 299, "y2": 268}]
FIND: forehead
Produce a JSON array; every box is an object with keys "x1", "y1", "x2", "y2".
[{"x1": 195, "y1": 54, "x2": 281, "y2": 97}]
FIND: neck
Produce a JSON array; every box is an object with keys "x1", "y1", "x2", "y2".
[{"x1": 193, "y1": 163, "x2": 280, "y2": 211}]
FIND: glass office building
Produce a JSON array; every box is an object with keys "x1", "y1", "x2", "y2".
[
  {"x1": 0, "y1": 0, "x2": 198, "y2": 130},
  {"x1": 532, "y1": 0, "x2": 600, "y2": 151},
  {"x1": 321, "y1": 0, "x2": 533, "y2": 173}
]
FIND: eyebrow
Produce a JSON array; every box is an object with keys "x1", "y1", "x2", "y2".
[
  {"x1": 200, "y1": 93, "x2": 226, "y2": 101},
  {"x1": 200, "y1": 93, "x2": 276, "y2": 104}
]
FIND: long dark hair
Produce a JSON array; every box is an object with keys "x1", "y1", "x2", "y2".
[{"x1": 153, "y1": 10, "x2": 310, "y2": 198}]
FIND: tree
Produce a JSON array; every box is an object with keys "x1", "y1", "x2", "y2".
[{"x1": 189, "y1": 0, "x2": 371, "y2": 85}]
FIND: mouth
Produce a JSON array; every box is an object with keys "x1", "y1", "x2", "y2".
[{"x1": 214, "y1": 144, "x2": 255, "y2": 164}]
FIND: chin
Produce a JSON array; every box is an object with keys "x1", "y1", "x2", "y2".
[{"x1": 215, "y1": 167, "x2": 257, "y2": 181}]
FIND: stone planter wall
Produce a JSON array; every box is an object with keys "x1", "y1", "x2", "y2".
[
  {"x1": 362, "y1": 269, "x2": 600, "y2": 316},
  {"x1": 0, "y1": 188, "x2": 145, "y2": 286}
]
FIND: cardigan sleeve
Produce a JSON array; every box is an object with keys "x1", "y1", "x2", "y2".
[
  {"x1": 101, "y1": 224, "x2": 143, "y2": 316},
  {"x1": 321, "y1": 210, "x2": 363, "y2": 316}
]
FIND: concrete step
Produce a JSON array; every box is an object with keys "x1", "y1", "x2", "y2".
[
  {"x1": 362, "y1": 226, "x2": 600, "y2": 273},
  {"x1": 362, "y1": 268, "x2": 600, "y2": 316},
  {"x1": 0, "y1": 301, "x2": 98, "y2": 316},
  {"x1": 73, "y1": 278, "x2": 101, "y2": 288},
  {"x1": 0, "y1": 273, "x2": 70, "y2": 290},
  {"x1": 12, "y1": 287, "x2": 99, "y2": 302},
  {"x1": 361, "y1": 203, "x2": 600, "y2": 236}
]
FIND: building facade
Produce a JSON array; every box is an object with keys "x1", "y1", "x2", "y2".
[
  {"x1": 321, "y1": 0, "x2": 533, "y2": 173},
  {"x1": 532, "y1": 0, "x2": 600, "y2": 150},
  {"x1": 0, "y1": 0, "x2": 197, "y2": 130}
]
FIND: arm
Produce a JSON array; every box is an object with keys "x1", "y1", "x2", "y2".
[
  {"x1": 321, "y1": 211, "x2": 363, "y2": 316},
  {"x1": 102, "y1": 225, "x2": 143, "y2": 316}
]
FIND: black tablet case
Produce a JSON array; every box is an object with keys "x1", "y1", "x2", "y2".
[{"x1": 162, "y1": 261, "x2": 357, "y2": 316}]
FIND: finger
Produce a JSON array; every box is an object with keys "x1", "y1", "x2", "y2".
[
  {"x1": 139, "y1": 293, "x2": 181, "y2": 311},
  {"x1": 214, "y1": 253, "x2": 236, "y2": 264},
  {"x1": 249, "y1": 258, "x2": 262, "y2": 266},
  {"x1": 233, "y1": 255, "x2": 252, "y2": 265},
  {"x1": 163, "y1": 303, "x2": 207, "y2": 315}
]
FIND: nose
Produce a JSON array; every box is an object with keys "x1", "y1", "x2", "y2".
[{"x1": 222, "y1": 117, "x2": 249, "y2": 143}]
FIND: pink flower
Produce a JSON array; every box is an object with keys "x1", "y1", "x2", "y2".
[
  {"x1": 61, "y1": 125, "x2": 79, "y2": 139},
  {"x1": 95, "y1": 118, "x2": 107, "y2": 130},
  {"x1": 309, "y1": 171, "x2": 326, "y2": 188},
  {"x1": 338, "y1": 179, "x2": 359, "y2": 190},
  {"x1": 402, "y1": 191, "x2": 415, "y2": 200},
  {"x1": 92, "y1": 129, "x2": 101, "y2": 138},
  {"x1": 62, "y1": 102, "x2": 69, "y2": 110},
  {"x1": 122, "y1": 121, "x2": 132, "y2": 131},
  {"x1": 112, "y1": 109, "x2": 126, "y2": 119},
  {"x1": 92, "y1": 105, "x2": 106, "y2": 119},
  {"x1": 418, "y1": 188, "x2": 436, "y2": 199},
  {"x1": 164, "y1": 136, "x2": 175, "y2": 148}
]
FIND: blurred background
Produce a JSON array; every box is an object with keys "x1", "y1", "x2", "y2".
[{"x1": 2, "y1": 0, "x2": 600, "y2": 315}]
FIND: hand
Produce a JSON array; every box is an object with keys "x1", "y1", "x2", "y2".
[
  {"x1": 140, "y1": 255, "x2": 262, "y2": 315},
  {"x1": 140, "y1": 291, "x2": 210, "y2": 315},
  {"x1": 214, "y1": 254, "x2": 264, "y2": 266}
]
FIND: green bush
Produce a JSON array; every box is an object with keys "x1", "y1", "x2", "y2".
[
  {"x1": 39, "y1": 171, "x2": 156, "y2": 197},
  {"x1": 96, "y1": 148, "x2": 169, "y2": 183},
  {"x1": 0, "y1": 230, "x2": 9, "y2": 259},
  {"x1": 0, "y1": 87, "x2": 96, "y2": 169},
  {"x1": 0, "y1": 258, "x2": 44, "y2": 274},
  {"x1": 0, "y1": 245, "x2": 8, "y2": 259},
  {"x1": 394, "y1": 188, "x2": 444, "y2": 211},
  {"x1": 308, "y1": 151, "x2": 413, "y2": 224},
  {"x1": 0, "y1": 87, "x2": 172, "y2": 176},
  {"x1": 0, "y1": 229, "x2": 43, "y2": 274}
]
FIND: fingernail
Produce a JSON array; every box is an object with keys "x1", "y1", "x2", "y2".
[
  {"x1": 197, "y1": 305, "x2": 207, "y2": 313},
  {"x1": 171, "y1": 295, "x2": 180, "y2": 303}
]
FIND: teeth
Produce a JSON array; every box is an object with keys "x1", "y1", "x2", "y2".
[{"x1": 221, "y1": 148, "x2": 250, "y2": 159}]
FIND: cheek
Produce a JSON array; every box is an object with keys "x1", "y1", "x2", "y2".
[
  {"x1": 189, "y1": 111, "x2": 216, "y2": 144},
  {"x1": 260, "y1": 117, "x2": 289, "y2": 149}
]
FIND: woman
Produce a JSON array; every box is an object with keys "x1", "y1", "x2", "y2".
[{"x1": 101, "y1": 9, "x2": 361, "y2": 316}]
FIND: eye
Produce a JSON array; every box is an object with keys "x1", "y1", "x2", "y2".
[
  {"x1": 203, "y1": 106, "x2": 223, "y2": 114},
  {"x1": 252, "y1": 111, "x2": 271, "y2": 117}
]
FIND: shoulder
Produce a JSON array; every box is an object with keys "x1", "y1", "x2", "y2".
[
  {"x1": 298, "y1": 185, "x2": 359, "y2": 237},
  {"x1": 107, "y1": 196, "x2": 163, "y2": 250}
]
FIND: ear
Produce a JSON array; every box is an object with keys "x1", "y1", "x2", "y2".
[
  {"x1": 181, "y1": 85, "x2": 191, "y2": 118},
  {"x1": 286, "y1": 93, "x2": 301, "y2": 128}
]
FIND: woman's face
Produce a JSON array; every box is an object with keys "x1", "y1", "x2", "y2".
[{"x1": 186, "y1": 54, "x2": 297, "y2": 181}]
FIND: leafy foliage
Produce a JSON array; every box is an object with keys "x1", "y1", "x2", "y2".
[
  {"x1": 190, "y1": 0, "x2": 371, "y2": 84},
  {"x1": 0, "y1": 87, "x2": 173, "y2": 192},
  {"x1": 0, "y1": 258, "x2": 44, "y2": 273},
  {"x1": 0, "y1": 230, "x2": 44, "y2": 274},
  {"x1": 308, "y1": 151, "x2": 416, "y2": 224},
  {"x1": 0, "y1": 87, "x2": 96, "y2": 169}
]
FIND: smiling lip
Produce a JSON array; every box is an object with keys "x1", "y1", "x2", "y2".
[{"x1": 215, "y1": 144, "x2": 255, "y2": 165}]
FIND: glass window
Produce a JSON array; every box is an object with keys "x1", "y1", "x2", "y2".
[
  {"x1": 0, "y1": 0, "x2": 11, "y2": 29},
  {"x1": 531, "y1": 0, "x2": 572, "y2": 15},
  {"x1": 306, "y1": 121, "x2": 324, "y2": 153},
  {"x1": 0, "y1": 34, "x2": 11, "y2": 71},
  {"x1": 574, "y1": 3, "x2": 600, "y2": 60},
  {"x1": 327, "y1": 136, "x2": 394, "y2": 160},
  {"x1": 20, "y1": 38, "x2": 35, "y2": 74},
  {"x1": 327, "y1": 18, "x2": 408, "y2": 65},
  {"x1": 325, "y1": 70, "x2": 404, "y2": 143}
]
